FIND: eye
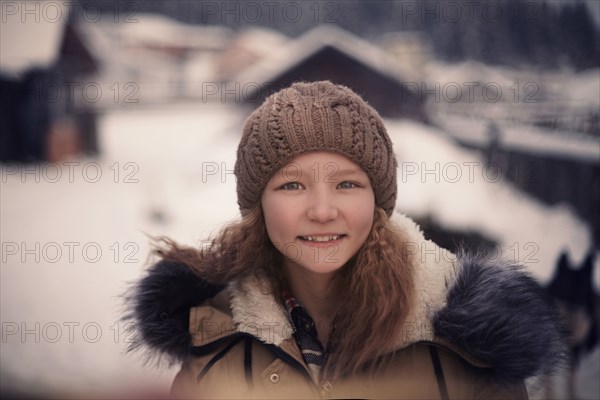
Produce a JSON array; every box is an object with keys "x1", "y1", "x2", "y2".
[
  {"x1": 337, "y1": 181, "x2": 359, "y2": 189},
  {"x1": 280, "y1": 182, "x2": 303, "y2": 190}
]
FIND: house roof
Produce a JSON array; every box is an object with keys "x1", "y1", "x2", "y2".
[
  {"x1": 118, "y1": 13, "x2": 232, "y2": 52},
  {"x1": 216, "y1": 27, "x2": 289, "y2": 81},
  {"x1": 232, "y1": 24, "x2": 418, "y2": 88},
  {"x1": 0, "y1": 2, "x2": 69, "y2": 76}
]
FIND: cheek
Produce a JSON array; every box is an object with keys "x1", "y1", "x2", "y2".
[
  {"x1": 358, "y1": 212, "x2": 374, "y2": 239},
  {"x1": 353, "y1": 196, "x2": 375, "y2": 238},
  {"x1": 262, "y1": 198, "x2": 293, "y2": 241}
]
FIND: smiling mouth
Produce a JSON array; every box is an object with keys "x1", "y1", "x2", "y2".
[{"x1": 298, "y1": 235, "x2": 346, "y2": 242}]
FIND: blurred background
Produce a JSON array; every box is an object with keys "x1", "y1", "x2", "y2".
[{"x1": 1, "y1": 0, "x2": 599, "y2": 398}]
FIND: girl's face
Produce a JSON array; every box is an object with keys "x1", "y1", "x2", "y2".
[{"x1": 261, "y1": 151, "x2": 375, "y2": 277}]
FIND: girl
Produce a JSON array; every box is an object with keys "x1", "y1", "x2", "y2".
[{"x1": 127, "y1": 81, "x2": 564, "y2": 399}]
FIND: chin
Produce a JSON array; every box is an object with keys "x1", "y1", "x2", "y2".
[{"x1": 298, "y1": 260, "x2": 347, "y2": 275}]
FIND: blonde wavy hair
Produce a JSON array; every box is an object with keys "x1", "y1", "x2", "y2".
[{"x1": 153, "y1": 206, "x2": 416, "y2": 380}]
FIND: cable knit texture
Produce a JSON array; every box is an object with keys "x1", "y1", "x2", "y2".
[{"x1": 234, "y1": 81, "x2": 398, "y2": 216}]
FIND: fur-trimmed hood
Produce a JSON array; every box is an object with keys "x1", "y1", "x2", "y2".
[{"x1": 125, "y1": 213, "x2": 565, "y2": 384}]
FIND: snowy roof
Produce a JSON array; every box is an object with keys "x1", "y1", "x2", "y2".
[
  {"x1": 0, "y1": 1, "x2": 69, "y2": 75},
  {"x1": 232, "y1": 24, "x2": 417, "y2": 87},
  {"x1": 215, "y1": 27, "x2": 289, "y2": 81},
  {"x1": 231, "y1": 27, "x2": 289, "y2": 58},
  {"x1": 433, "y1": 113, "x2": 600, "y2": 163},
  {"x1": 118, "y1": 13, "x2": 232, "y2": 51}
]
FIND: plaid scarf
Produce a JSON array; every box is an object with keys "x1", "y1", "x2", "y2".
[{"x1": 282, "y1": 291, "x2": 326, "y2": 371}]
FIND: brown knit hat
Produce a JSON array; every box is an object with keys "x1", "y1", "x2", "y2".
[{"x1": 234, "y1": 81, "x2": 397, "y2": 217}]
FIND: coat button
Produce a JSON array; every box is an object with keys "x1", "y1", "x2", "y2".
[{"x1": 269, "y1": 373, "x2": 280, "y2": 384}]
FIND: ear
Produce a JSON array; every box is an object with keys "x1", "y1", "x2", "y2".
[
  {"x1": 546, "y1": 251, "x2": 574, "y2": 300},
  {"x1": 557, "y1": 251, "x2": 571, "y2": 272},
  {"x1": 580, "y1": 251, "x2": 595, "y2": 277}
]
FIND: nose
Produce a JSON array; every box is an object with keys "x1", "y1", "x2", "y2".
[{"x1": 306, "y1": 189, "x2": 338, "y2": 222}]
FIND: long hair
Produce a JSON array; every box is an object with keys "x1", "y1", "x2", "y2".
[
  {"x1": 325, "y1": 207, "x2": 416, "y2": 380},
  {"x1": 153, "y1": 206, "x2": 416, "y2": 380},
  {"x1": 152, "y1": 207, "x2": 287, "y2": 294}
]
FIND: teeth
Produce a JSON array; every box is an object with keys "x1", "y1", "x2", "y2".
[{"x1": 301, "y1": 235, "x2": 340, "y2": 242}]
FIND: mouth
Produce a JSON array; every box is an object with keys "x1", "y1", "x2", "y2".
[{"x1": 298, "y1": 234, "x2": 346, "y2": 243}]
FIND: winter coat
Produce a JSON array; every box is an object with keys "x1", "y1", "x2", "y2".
[{"x1": 127, "y1": 214, "x2": 564, "y2": 399}]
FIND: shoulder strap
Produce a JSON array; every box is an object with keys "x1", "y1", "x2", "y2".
[
  {"x1": 196, "y1": 336, "x2": 245, "y2": 382},
  {"x1": 194, "y1": 335, "x2": 255, "y2": 391},
  {"x1": 429, "y1": 346, "x2": 450, "y2": 400},
  {"x1": 244, "y1": 337, "x2": 254, "y2": 389}
]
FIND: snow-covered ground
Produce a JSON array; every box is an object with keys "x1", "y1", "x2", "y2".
[
  {"x1": 1, "y1": 103, "x2": 598, "y2": 397},
  {"x1": 390, "y1": 119, "x2": 596, "y2": 283},
  {"x1": 0, "y1": 103, "x2": 243, "y2": 397}
]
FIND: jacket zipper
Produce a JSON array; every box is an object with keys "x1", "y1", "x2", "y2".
[
  {"x1": 192, "y1": 335, "x2": 327, "y2": 398},
  {"x1": 264, "y1": 343, "x2": 328, "y2": 399}
]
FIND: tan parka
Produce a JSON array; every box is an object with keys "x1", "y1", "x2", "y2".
[
  {"x1": 128, "y1": 214, "x2": 564, "y2": 399},
  {"x1": 169, "y1": 288, "x2": 528, "y2": 399}
]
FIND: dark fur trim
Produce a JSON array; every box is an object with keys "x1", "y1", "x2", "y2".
[
  {"x1": 122, "y1": 260, "x2": 225, "y2": 364},
  {"x1": 433, "y1": 252, "x2": 567, "y2": 383}
]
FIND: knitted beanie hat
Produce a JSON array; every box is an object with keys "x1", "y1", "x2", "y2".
[{"x1": 234, "y1": 81, "x2": 397, "y2": 217}]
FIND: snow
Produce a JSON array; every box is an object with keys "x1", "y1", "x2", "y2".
[
  {"x1": 389, "y1": 120, "x2": 595, "y2": 283},
  {"x1": 71, "y1": 14, "x2": 233, "y2": 107},
  {"x1": 0, "y1": 103, "x2": 243, "y2": 397},
  {"x1": 118, "y1": 13, "x2": 232, "y2": 51},
  {"x1": 233, "y1": 24, "x2": 417, "y2": 90},
  {"x1": 431, "y1": 112, "x2": 600, "y2": 162},
  {"x1": 562, "y1": 68, "x2": 600, "y2": 109},
  {"x1": 1, "y1": 102, "x2": 597, "y2": 397},
  {"x1": 426, "y1": 60, "x2": 600, "y2": 110},
  {"x1": 231, "y1": 27, "x2": 289, "y2": 58},
  {"x1": 0, "y1": 1, "x2": 67, "y2": 75},
  {"x1": 424, "y1": 61, "x2": 600, "y2": 137}
]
